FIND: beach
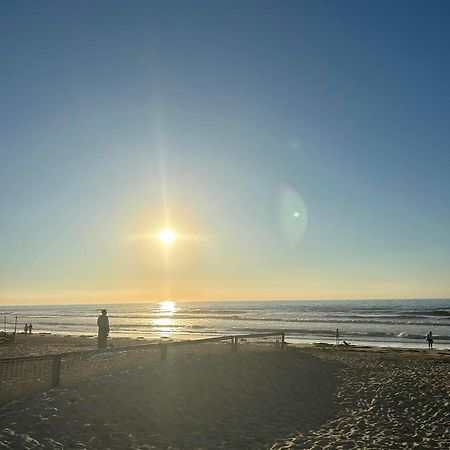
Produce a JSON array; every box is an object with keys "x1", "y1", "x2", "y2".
[
  {"x1": 0, "y1": 333, "x2": 157, "y2": 359},
  {"x1": 272, "y1": 346, "x2": 450, "y2": 449},
  {"x1": 0, "y1": 337, "x2": 449, "y2": 449}
]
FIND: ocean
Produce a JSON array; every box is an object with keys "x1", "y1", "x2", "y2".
[{"x1": 1, "y1": 299, "x2": 449, "y2": 349}]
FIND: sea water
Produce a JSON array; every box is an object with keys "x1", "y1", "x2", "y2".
[{"x1": 1, "y1": 299, "x2": 449, "y2": 349}]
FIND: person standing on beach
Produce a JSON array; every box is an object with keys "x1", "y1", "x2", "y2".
[
  {"x1": 28, "y1": 323, "x2": 33, "y2": 334},
  {"x1": 426, "y1": 331, "x2": 433, "y2": 349},
  {"x1": 335, "y1": 328, "x2": 340, "y2": 345},
  {"x1": 97, "y1": 309, "x2": 110, "y2": 349},
  {"x1": 24, "y1": 324, "x2": 28, "y2": 334}
]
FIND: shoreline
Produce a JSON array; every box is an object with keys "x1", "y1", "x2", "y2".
[
  {"x1": 2, "y1": 299, "x2": 448, "y2": 352},
  {"x1": 1, "y1": 332, "x2": 449, "y2": 359}
]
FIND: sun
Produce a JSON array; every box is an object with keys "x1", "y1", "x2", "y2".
[{"x1": 159, "y1": 229, "x2": 176, "y2": 245}]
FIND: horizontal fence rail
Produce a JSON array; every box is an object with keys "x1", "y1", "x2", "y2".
[{"x1": 0, "y1": 332, "x2": 285, "y2": 405}]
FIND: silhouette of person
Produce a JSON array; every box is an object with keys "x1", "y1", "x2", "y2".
[
  {"x1": 97, "y1": 309, "x2": 110, "y2": 349},
  {"x1": 426, "y1": 331, "x2": 433, "y2": 349},
  {"x1": 24, "y1": 324, "x2": 29, "y2": 334},
  {"x1": 28, "y1": 323, "x2": 33, "y2": 334},
  {"x1": 335, "y1": 328, "x2": 340, "y2": 345}
]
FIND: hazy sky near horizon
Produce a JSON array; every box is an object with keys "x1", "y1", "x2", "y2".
[{"x1": 1, "y1": 1, "x2": 450, "y2": 304}]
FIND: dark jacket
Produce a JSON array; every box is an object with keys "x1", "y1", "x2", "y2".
[{"x1": 97, "y1": 315, "x2": 110, "y2": 332}]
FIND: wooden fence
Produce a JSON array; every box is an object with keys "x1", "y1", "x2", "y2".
[{"x1": 0, "y1": 332, "x2": 285, "y2": 405}]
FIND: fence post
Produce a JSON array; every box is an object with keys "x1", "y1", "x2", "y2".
[
  {"x1": 13, "y1": 316, "x2": 18, "y2": 342},
  {"x1": 52, "y1": 355, "x2": 61, "y2": 387},
  {"x1": 160, "y1": 344, "x2": 168, "y2": 361}
]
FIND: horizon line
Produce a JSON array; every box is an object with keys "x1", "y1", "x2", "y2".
[{"x1": 1, "y1": 297, "x2": 449, "y2": 308}]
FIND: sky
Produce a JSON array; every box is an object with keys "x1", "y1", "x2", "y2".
[{"x1": 1, "y1": 0, "x2": 450, "y2": 304}]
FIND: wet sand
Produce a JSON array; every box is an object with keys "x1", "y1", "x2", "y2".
[{"x1": 0, "y1": 340, "x2": 448, "y2": 449}]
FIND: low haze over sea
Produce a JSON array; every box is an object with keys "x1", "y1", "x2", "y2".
[{"x1": 2, "y1": 299, "x2": 449, "y2": 349}]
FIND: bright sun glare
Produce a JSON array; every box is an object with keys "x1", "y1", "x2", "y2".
[
  {"x1": 159, "y1": 301, "x2": 176, "y2": 313},
  {"x1": 159, "y1": 229, "x2": 176, "y2": 245}
]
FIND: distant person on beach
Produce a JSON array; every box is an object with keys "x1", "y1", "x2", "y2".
[
  {"x1": 97, "y1": 309, "x2": 110, "y2": 349},
  {"x1": 335, "y1": 328, "x2": 340, "y2": 345},
  {"x1": 426, "y1": 331, "x2": 433, "y2": 349},
  {"x1": 24, "y1": 324, "x2": 29, "y2": 334},
  {"x1": 28, "y1": 323, "x2": 33, "y2": 334}
]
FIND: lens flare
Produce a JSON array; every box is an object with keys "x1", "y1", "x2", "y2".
[{"x1": 279, "y1": 184, "x2": 308, "y2": 247}]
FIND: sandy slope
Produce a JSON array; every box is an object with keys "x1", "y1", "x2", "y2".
[{"x1": 0, "y1": 351, "x2": 339, "y2": 449}]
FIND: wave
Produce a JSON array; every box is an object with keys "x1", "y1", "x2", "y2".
[
  {"x1": 16, "y1": 308, "x2": 450, "y2": 323},
  {"x1": 120, "y1": 326, "x2": 450, "y2": 342},
  {"x1": 30, "y1": 323, "x2": 450, "y2": 342},
  {"x1": 19, "y1": 309, "x2": 450, "y2": 328},
  {"x1": 401, "y1": 309, "x2": 450, "y2": 317},
  {"x1": 20, "y1": 317, "x2": 450, "y2": 330}
]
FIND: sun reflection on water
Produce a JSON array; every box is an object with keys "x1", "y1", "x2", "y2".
[
  {"x1": 153, "y1": 317, "x2": 172, "y2": 327},
  {"x1": 159, "y1": 301, "x2": 177, "y2": 314},
  {"x1": 153, "y1": 301, "x2": 177, "y2": 337}
]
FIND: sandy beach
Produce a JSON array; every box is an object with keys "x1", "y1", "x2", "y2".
[
  {"x1": 0, "y1": 339, "x2": 449, "y2": 449},
  {"x1": 0, "y1": 333, "x2": 159, "y2": 359},
  {"x1": 271, "y1": 346, "x2": 450, "y2": 450}
]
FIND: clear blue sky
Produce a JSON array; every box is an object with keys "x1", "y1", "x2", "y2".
[{"x1": 1, "y1": 0, "x2": 449, "y2": 303}]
